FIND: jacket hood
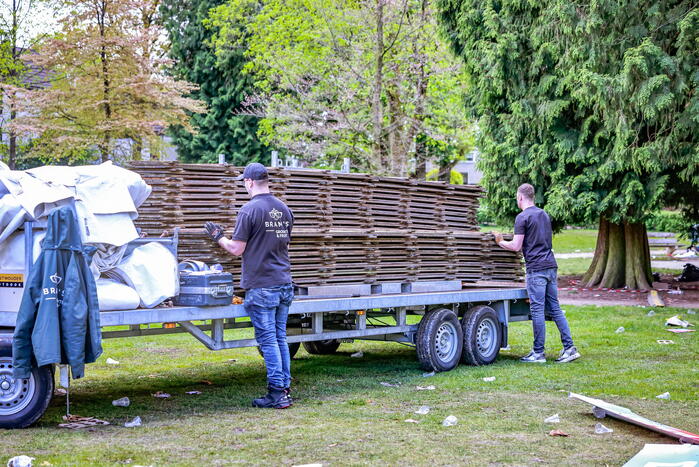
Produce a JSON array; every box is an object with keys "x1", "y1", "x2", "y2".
[{"x1": 41, "y1": 206, "x2": 84, "y2": 251}]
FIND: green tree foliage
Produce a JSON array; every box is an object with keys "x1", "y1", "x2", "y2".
[
  {"x1": 207, "y1": 0, "x2": 473, "y2": 177},
  {"x1": 160, "y1": 0, "x2": 267, "y2": 165},
  {"x1": 438, "y1": 0, "x2": 699, "y2": 288}
]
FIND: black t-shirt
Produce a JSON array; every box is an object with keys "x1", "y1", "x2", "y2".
[
  {"x1": 514, "y1": 206, "x2": 558, "y2": 272},
  {"x1": 232, "y1": 193, "x2": 294, "y2": 289}
]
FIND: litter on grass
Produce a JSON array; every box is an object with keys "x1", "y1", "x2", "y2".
[
  {"x1": 105, "y1": 357, "x2": 120, "y2": 365},
  {"x1": 595, "y1": 423, "x2": 613, "y2": 434},
  {"x1": 656, "y1": 392, "x2": 670, "y2": 400},
  {"x1": 483, "y1": 376, "x2": 496, "y2": 382},
  {"x1": 6, "y1": 456, "x2": 34, "y2": 467},
  {"x1": 687, "y1": 310, "x2": 696, "y2": 315},
  {"x1": 569, "y1": 392, "x2": 699, "y2": 444},
  {"x1": 58, "y1": 415, "x2": 110, "y2": 429},
  {"x1": 667, "y1": 329, "x2": 695, "y2": 334},
  {"x1": 416, "y1": 385, "x2": 436, "y2": 391},
  {"x1": 646, "y1": 310, "x2": 655, "y2": 317},
  {"x1": 112, "y1": 397, "x2": 130, "y2": 407},
  {"x1": 548, "y1": 429, "x2": 569, "y2": 437},
  {"x1": 152, "y1": 391, "x2": 171, "y2": 398},
  {"x1": 657, "y1": 340, "x2": 675, "y2": 345},
  {"x1": 623, "y1": 444, "x2": 699, "y2": 467},
  {"x1": 544, "y1": 414, "x2": 560, "y2": 423},
  {"x1": 380, "y1": 382, "x2": 399, "y2": 388},
  {"x1": 404, "y1": 419, "x2": 419, "y2": 424},
  {"x1": 185, "y1": 390, "x2": 202, "y2": 395},
  {"x1": 615, "y1": 327, "x2": 625, "y2": 334},
  {"x1": 422, "y1": 371, "x2": 435, "y2": 378},
  {"x1": 124, "y1": 416, "x2": 142, "y2": 428},
  {"x1": 415, "y1": 406, "x2": 430, "y2": 415},
  {"x1": 442, "y1": 415, "x2": 458, "y2": 427},
  {"x1": 350, "y1": 351, "x2": 364, "y2": 358},
  {"x1": 666, "y1": 315, "x2": 694, "y2": 328}
]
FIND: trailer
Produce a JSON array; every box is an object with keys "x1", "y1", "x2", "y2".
[{"x1": 0, "y1": 223, "x2": 529, "y2": 429}]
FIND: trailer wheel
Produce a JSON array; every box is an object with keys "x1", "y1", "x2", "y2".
[
  {"x1": 257, "y1": 342, "x2": 301, "y2": 359},
  {"x1": 0, "y1": 342, "x2": 54, "y2": 429},
  {"x1": 461, "y1": 305, "x2": 502, "y2": 366},
  {"x1": 302, "y1": 340, "x2": 341, "y2": 355},
  {"x1": 415, "y1": 308, "x2": 463, "y2": 372}
]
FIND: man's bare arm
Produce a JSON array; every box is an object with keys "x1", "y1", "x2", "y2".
[
  {"x1": 219, "y1": 238, "x2": 246, "y2": 256},
  {"x1": 494, "y1": 232, "x2": 524, "y2": 252}
]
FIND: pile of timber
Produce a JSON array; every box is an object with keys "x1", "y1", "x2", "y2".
[{"x1": 128, "y1": 161, "x2": 523, "y2": 285}]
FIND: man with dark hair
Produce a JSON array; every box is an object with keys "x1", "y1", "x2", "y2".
[
  {"x1": 495, "y1": 183, "x2": 580, "y2": 363},
  {"x1": 204, "y1": 162, "x2": 295, "y2": 408}
]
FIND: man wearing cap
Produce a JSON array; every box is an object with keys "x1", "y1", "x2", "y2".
[{"x1": 204, "y1": 162, "x2": 295, "y2": 409}]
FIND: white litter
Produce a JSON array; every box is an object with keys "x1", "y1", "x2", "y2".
[
  {"x1": 544, "y1": 414, "x2": 560, "y2": 423},
  {"x1": 422, "y1": 371, "x2": 435, "y2": 378},
  {"x1": 483, "y1": 376, "x2": 496, "y2": 382},
  {"x1": 152, "y1": 391, "x2": 171, "y2": 398},
  {"x1": 656, "y1": 339, "x2": 675, "y2": 345},
  {"x1": 667, "y1": 288, "x2": 683, "y2": 295},
  {"x1": 595, "y1": 423, "x2": 613, "y2": 434},
  {"x1": 656, "y1": 392, "x2": 670, "y2": 400},
  {"x1": 380, "y1": 382, "x2": 399, "y2": 388},
  {"x1": 646, "y1": 310, "x2": 655, "y2": 317},
  {"x1": 416, "y1": 385, "x2": 436, "y2": 391},
  {"x1": 415, "y1": 406, "x2": 430, "y2": 415},
  {"x1": 666, "y1": 315, "x2": 693, "y2": 328},
  {"x1": 687, "y1": 310, "x2": 696, "y2": 315},
  {"x1": 106, "y1": 357, "x2": 120, "y2": 365},
  {"x1": 124, "y1": 416, "x2": 142, "y2": 428},
  {"x1": 442, "y1": 415, "x2": 458, "y2": 427},
  {"x1": 112, "y1": 397, "x2": 130, "y2": 407},
  {"x1": 350, "y1": 351, "x2": 364, "y2": 358},
  {"x1": 6, "y1": 456, "x2": 34, "y2": 467},
  {"x1": 615, "y1": 326, "x2": 625, "y2": 334},
  {"x1": 404, "y1": 419, "x2": 419, "y2": 423},
  {"x1": 185, "y1": 391, "x2": 202, "y2": 395}
]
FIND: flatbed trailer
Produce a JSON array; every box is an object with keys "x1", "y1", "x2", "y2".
[{"x1": 0, "y1": 224, "x2": 529, "y2": 429}]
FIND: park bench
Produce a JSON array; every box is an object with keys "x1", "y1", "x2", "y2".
[{"x1": 647, "y1": 231, "x2": 680, "y2": 256}]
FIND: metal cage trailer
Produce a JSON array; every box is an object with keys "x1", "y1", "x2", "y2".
[{"x1": 0, "y1": 224, "x2": 529, "y2": 429}]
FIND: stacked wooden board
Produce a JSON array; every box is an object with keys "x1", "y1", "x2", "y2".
[{"x1": 127, "y1": 161, "x2": 523, "y2": 286}]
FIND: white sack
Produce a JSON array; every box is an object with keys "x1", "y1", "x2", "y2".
[
  {"x1": 96, "y1": 278, "x2": 140, "y2": 311},
  {"x1": 106, "y1": 242, "x2": 178, "y2": 308}
]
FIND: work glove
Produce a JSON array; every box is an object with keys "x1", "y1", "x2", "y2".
[{"x1": 204, "y1": 221, "x2": 225, "y2": 242}]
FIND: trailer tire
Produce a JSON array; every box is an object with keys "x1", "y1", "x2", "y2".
[
  {"x1": 257, "y1": 342, "x2": 301, "y2": 359},
  {"x1": 0, "y1": 341, "x2": 54, "y2": 429},
  {"x1": 415, "y1": 308, "x2": 463, "y2": 372},
  {"x1": 461, "y1": 305, "x2": 502, "y2": 366},
  {"x1": 302, "y1": 340, "x2": 341, "y2": 355}
]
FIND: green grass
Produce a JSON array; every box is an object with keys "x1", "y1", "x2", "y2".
[
  {"x1": 552, "y1": 229, "x2": 598, "y2": 254},
  {"x1": 2, "y1": 305, "x2": 698, "y2": 466}
]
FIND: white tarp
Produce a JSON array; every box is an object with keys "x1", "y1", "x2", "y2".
[
  {"x1": 95, "y1": 278, "x2": 141, "y2": 311},
  {"x1": 104, "y1": 242, "x2": 179, "y2": 308},
  {"x1": 0, "y1": 161, "x2": 151, "y2": 246}
]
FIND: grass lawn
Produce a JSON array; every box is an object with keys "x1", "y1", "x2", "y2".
[
  {"x1": 3, "y1": 305, "x2": 698, "y2": 466},
  {"x1": 552, "y1": 229, "x2": 598, "y2": 254}
]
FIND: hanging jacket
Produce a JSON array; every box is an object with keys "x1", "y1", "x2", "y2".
[{"x1": 13, "y1": 206, "x2": 102, "y2": 379}]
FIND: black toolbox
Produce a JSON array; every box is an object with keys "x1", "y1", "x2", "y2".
[{"x1": 173, "y1": 271, "x2": 234, "y2": 306}]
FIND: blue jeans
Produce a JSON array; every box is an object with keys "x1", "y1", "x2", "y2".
[
  {"x1": 526, "y1": 268, "x2": 574, "y2": 354},
  {"x1": 245, "y1": 283, "x2": 294, "y2": 388}
]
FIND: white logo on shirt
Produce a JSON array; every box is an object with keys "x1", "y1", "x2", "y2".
[{"x1": 269, "y1": 208, "x2": 283, "y2": 220}]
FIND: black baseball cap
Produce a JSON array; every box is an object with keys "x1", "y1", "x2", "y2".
[{"x1": 235, "y1": 162, "x2": 269, "y2": 181}]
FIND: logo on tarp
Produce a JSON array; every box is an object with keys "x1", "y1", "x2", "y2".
[
  {"x1": 269, "y1": 208, "x2": 283, "y2": 221},
  {"x1": 50, "y1": 273, "x2": 62, "y2": 285}
]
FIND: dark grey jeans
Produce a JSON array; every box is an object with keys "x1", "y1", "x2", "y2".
[{"x1": 526, "y1": 268, "x2": 574, "y2": 354}]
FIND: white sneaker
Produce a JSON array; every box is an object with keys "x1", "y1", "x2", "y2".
[
  {"x1": 555, "y1": 346, "x2": 581, "y2": 363},
  {"x1": 520, "y1": 351, "x2": 546, "y2": 363}
]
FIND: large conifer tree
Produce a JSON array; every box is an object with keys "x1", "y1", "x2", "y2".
[
  {"x1": 160, "y1": 0, "x2": 267, "y2": 164},
  {"x1": 438, "y1": 0, "x2": 699, "y2": 289}
]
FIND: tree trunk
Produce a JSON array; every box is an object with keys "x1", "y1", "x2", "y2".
[
  {"x1": 371, "y1": 0, "x2": 386, "y2": 171},
  {"x1": 582, "y1": 217, "x2": 652, "y2": 290},
  {"x1": 98, "y1": 0, "x2": 112, "y2": 163}
]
